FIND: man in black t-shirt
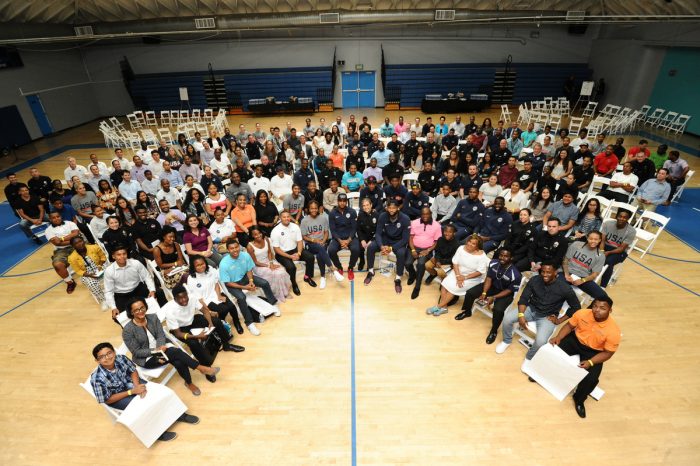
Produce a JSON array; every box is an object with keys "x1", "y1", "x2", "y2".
[
  {"x1": 15, "y1": 185, "x2": 48, "y2": 244},
  {"x1": 131, "y1": 206, "x2": 162, "y2": 260},
  {"x1": 516, "y1": 160, "x2": 536, "y2": 195},
  {"x1": 4, "y1": 173, "x2": 28, "y2": 218},
  {"x1": 27, "y1": 168, "x2": 53, "y2": 202}
]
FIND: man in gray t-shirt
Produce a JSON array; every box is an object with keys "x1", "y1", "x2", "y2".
[
  {"x1": 299, "y1": 205, "x2": 336, "y2": 281},
  {"x1": 70, "y1": 184, "x2": 98, "y2": 222},
  {"x1": 300, "y1": 211, "x2": 329, "y2": 242},
  {"x1": 282, "y1": 185, "x2": 305, "y2": 224},
  {"x1": 561, "y1": 234, "x2": 608, "y2": 301}
]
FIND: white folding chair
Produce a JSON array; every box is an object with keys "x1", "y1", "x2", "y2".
[
  {"x1": 116, "y1": 341, "x2": 178, "y2": 385},
  {"x1": 191, "y1": 109, "x2": 201, "y2": 122},
  {"x1": 203, "y1": 109, "x2": 214, "y2": 123},
  {"x1": 633, "y1": 211, "x2": 670, "y2": 258},
  {"x1": 179, "y1": 110, "x2": 189, "y2": 124},
  {"x1": 160, "y1": 111, "x2": 171, "y2": 127},
  {"x1": 667, "y1": 114, "x2": 691, "y2": 135},
  {"x1": 80, "y1": 376, "x2": 123, "y2": 423},
  {"x1": 671, "y1": 169, "x2": 694, "y2": 203},
  {"x1": 548, "y1": 114, "x2": 562, "y2": 134},
  {"x1": 346, "y1": 191, "x2": 360, "y2": 212},
  {"x1": 402, "y1": 172, "x2": 419, "y2": 189},
  {"x1": 147, "y1": 259, "x2": 174, "y2": 301},
  {"x1": 636, "y1": 105, "x2": 651, "y2": 124},
  {"x1": 645, "y1": 108, "x2": 665, "y2": 126},
  {"x1": 145, "y1": 111, "x2": 157, "y2": 126},
  {"x1": 500, "y1": 104, "x2": 512, "y2": 123},
  {"x1": 157, "y1": 128, "x2": 174, "y2": 145},
  {"x1": 658, "y1": 111, "x2": 679, "y2": 130},
  {"x1": 140, "y1": 128, "x2": 158, "y2": 146},
  {"x1": 586, "y1": 176, "x2": 611, "y2": 197},
  {"x1": 582, "y1": 102, "x2": 597, "y2": 119},
  {"x1": 568, "y1": 117, "x2": 584, "y2": 137},
  {"x1": 605, "y1": 201, "x2": 638, "y2": 223},
  {"x1": 133, "y1": 111, "x2": 146, "y2": 128},
  {"x1": 126, "y1": 113, "x2": 142, "y2": 130}
]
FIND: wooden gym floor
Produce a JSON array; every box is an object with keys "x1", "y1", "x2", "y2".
[{"x1": 0, "y1": 109, "x2": 699, "y2": 465}]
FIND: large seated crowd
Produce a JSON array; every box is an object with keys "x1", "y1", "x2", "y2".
[{"x1": 3, "y1": 112, "x2": 692, "y2": 441}]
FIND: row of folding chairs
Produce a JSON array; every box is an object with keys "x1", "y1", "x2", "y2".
[{"x1": 639, "y1": 106, "x2": 691, "y2": 134}]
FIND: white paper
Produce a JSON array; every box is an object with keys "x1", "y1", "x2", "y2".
[
  {"x1": 116, "y1": 382, "x2": 187, "y2": 448},
  {"x1": 247, "y1": 295, "x2": 279, "y2": 317},
  {"x1": 190, "y1": 327, "x2": 213, "y2": 336},
  {"x1": 524, "y1": 343, "x2": 588, "y2": 401}
]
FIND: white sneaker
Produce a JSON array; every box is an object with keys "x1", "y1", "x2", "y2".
[
  {"x1": 333, "y1": 270, "x2": 344, "y2": 282},
  {"x1": 247, "y1": 323, "x2": 261, "y2": 336},
  {"x1": 320, "y1": 277, "x2": 327, "y2": 289},
  {"x1": 100, "y1": 302, "x2": 109, "y2": 311},
  {"x1": 495, "y1": 342, "x2": 511, "y2": 354},
  {"x1": 521, "y1": 359, "x2": 531, "y2": 373},
  {"x1": 274, "y1": 306, "x2": 281, "y2": 317}
]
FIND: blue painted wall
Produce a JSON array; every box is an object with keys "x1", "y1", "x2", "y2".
[
  {"x1": 128, "y1": 67, "x2": 331, "y2": 111},
  {"x1": 649, "y1": 48, "x2": 700, "y2": 136},
  {"x1": 385, "y1": 63, "x2": 591, "y2": 107}
]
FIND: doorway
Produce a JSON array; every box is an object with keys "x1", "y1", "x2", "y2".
[{"x1": 341, "y1": 71, "x2": 376, "y2": 108}]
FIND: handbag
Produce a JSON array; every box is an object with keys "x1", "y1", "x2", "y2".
[{"x1": 204, "y1": 330, "x2": 223, "y2": 362}]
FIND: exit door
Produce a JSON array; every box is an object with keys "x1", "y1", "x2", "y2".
[
  {"x1": 25, "y1": 94, "x2": 53, "y2": 136},
  {"x1": 341, "y1": 71, "x2": 375, "y2": 108}
]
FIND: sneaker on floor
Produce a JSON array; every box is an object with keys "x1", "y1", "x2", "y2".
[
  {"x1": 347, "y1": 269, "x2": 355, "y2": 281},
  {"x1": 426, "y1": 306, "x2": 439, "y2": 315},
  {"x1": 100, "y1": 302, "x2": 110, "y2": 311},
  {"x1": 363, "y1": 272, "x2": 374, "y2": 285},
  {"x1": 433, "y1": 307, "x2": 448, "y2": 316},
  {"x1": 158, "y1": 431, "x2": 177, "y2": 442},
  {"x1": 31, "y1": 235, "x2": 43, "y2": 245},
  {"x1": 495, "y1": 342, "x2": 511, "y2": 354},
  {"x1": 66, "y1": 281, "x2": 77, "y2": 294},
  {"x1": 178, "y1": 413, "x2": 200, "y2": 424},
  {"x1": 333, "y1": 270, "x2": 344, "y2": 282},
  {"x1": 274, "y1": 306, "x2": 281, "y2": 317},
  {"x1": 258, "y1": 314, "x2": 266, "y2": 324},
  {"x1": 394, "y1": 280, "x2": 402, "y2": 294},
  {"x1": 247, "y1": 323, "x2": 261, "y2": 336},
  {"x1": 520, "y1": 359, "x2": 531, "y2": 373},
  {"x1": 319, "y1": 277, "x2": 327, "y2": 289},
  {"x1": 424, "y1": 274, "x2": 436, "y2": 285}
]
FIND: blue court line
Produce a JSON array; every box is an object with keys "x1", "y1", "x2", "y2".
[
  {"x1": 664, "y1": 229, "x2": 700, "y2": 254},
  {"x1": 0, "y1": 267, "x2": 53, "y2": 278},
  {"x1": 0, "y1": 280, "x2": 63, "y2": 318},
  {"x1": 350, "y1": 280, "x2": 357, "y2": 466},
  {"x1": 629, "y1": 258, "x2": 700, "y2": 298},
  {"x1": 645, "y1": 253, "x2": 700, "y2": 263},
  {"x1": 0, "y1": 143, "x2": 104, "y2": 179},
  {"x1": 0, "y1": 242, "x2": 46, "y2": 276}
]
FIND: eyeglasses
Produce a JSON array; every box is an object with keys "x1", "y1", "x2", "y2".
[
  {"x1": 97, "y1": 350, "x2": 115, "y2": 361},
  {"x1": 132, "y1": 306, "x2": 147, "y2": 313}
]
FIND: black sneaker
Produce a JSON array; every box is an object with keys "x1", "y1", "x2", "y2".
[
  {"x1": 178, "y1": 413, "x2": 200, "y2": 424},
  {"x1": 31, "y1": 235, "x2": 43, "y2": 245},
  {"x1": 158, "y1": 431, "x2": 177, "y2": 442},
  {"x1": 411, "y1": 287, "x2": 420, "y2": 300},
  {"x1": 363, "y1": 272, "x2": 374, "y2": 285}
]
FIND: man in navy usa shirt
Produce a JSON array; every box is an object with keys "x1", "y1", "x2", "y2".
[{"x1": 364, "y1": 200, "x2": 411, "y2": 294}]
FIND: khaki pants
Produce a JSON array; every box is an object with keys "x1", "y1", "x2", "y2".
[
  {"x1": 425, "y1": 258, "x2": 449, "y2": 279},
  {"x1": 632, "y1": 198, "x2": 657, "y2": 212}
]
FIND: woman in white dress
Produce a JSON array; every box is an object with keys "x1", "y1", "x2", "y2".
[
  {"x1": 427, "y1": 234, "x2": 490, "y2": 316},
  {"x1": 245, "y1": 226, "x2": 292, "y2": 303}
]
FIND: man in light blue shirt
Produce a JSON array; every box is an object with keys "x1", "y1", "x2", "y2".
[
  {"x1": 379, "y1": 118, "x2": 394, "y2": 137},
  {"x1": 219, "y1": 239, "x2": 278, "y2": 336},
  {"x1": 372, "y1": 143, "x2": 394, "y2": 168},
  {"x1": 634, "y1": 168, "x2": 671, "y2": 212},
  {"x1": 506, "y1": 130, "x2": 524, "y2": 156},
  {"x1": 160, "y1": 161, "x2": 184, "y2": 189},
  {"x1": 435, "y1": 116, "x2": 449, "y2": 138},
  {"x1": 341, "y1": 165, "x2": 365, "y2": 192},
  {"x1": 118, "y1": 171, "x2": 142, "y2": 203}
]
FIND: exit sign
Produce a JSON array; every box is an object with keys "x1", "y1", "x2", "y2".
[{"x1": 355, "y1": 64, "x2": 364, "y2": 70}]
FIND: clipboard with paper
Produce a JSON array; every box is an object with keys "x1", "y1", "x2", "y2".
[{"x1": 523, "y1": 343, "x2": 588, "y2": 401}]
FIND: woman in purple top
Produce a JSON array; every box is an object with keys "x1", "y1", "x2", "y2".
[{"x1": 183, "y1": 214, "x2": 222, "y2": 266}]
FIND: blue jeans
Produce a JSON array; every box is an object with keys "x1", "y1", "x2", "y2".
[
  {"x1": 226, "y1": 275, "x2": 277, "y2": 325},
  {"x1": 557, "y1": 274, "x2": 608, "y2": 300},
  {"x1": 501, "y1": 306, "x2": 557, "y2": 360},
  {"x1": 19, "y1": 213, "x2": 49, "y2": 238},
  {"x1": 107, "y1": 378, "x2": 147, "y2": 410}
]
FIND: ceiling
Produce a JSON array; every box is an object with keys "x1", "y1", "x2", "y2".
[{"x1": 2, "y1": 0, "x2": 699, "y2": 24}]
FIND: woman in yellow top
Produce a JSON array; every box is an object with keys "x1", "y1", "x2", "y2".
[{"x1": 67, "y1": 236, "x2": 108, "y2": 310}]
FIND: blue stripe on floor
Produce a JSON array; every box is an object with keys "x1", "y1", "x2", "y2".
[
  {"x1": 350, "y1": 280, "x2": 357, "y2": 466},
  {"x1": 0, "y1": 143, "x2": 104, "y2": 178},
  {"x1": 0, "y1": 203, "x2": 47, "y2": 275},
  {"x1": 655, "y1": 188, "x2": 700, "y2": 252}
]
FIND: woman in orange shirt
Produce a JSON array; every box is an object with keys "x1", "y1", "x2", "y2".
[
  {"x1": 230, "y1": 193, "x2": 256, "y2": 247},
  {"x1": 329, "y1": 145, "x2": 345, "y2": 171}
]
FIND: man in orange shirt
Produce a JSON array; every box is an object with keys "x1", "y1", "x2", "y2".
[{"x1": 549, "y1": 296, "x2": 621, "y2": 418}]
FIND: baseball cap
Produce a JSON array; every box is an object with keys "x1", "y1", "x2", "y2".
[
  {"x1": 337, "y1": 193, "x2": 348, "y2": 201},
  {"x1": 367, "y1": 176, "x2": 377, "y2": 183}
]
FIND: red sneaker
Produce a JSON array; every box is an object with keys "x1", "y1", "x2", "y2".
[{"x1": 347, "y1": 269, "x2": 355, "y2": 281}]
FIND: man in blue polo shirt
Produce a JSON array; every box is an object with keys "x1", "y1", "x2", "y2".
[
  {"x1": 372, "y1": 142, "x2": 394, "y2": 168},
  {"x1": 219, "y1": 239, "x2": 277, "y2": 336},
  {"x1": 452, "y1": 187, "x2": 485, "y2": 241},
  {"x1": 341, "y1": 164, "x2": 365, "y2": 192},
  {"x1": 475, "y1": 197, "x2": 512, "y2": 252}
]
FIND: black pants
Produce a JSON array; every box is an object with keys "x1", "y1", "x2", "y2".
[
  {"x1": 406, "y1": 248, "x2": 433, "y2": 289},
  {"x1": 143, "y1": 346, "x2": 199, "y2": 384},
  {"x1": 207, "y1": 298, "x2": 242, "y2": 328},
  {"x1": 275, "y1": 248, "x2": 315, "y2": 285},
  {"x1": 328, "y1": 238, "x2": 361, "y2": 270},
  {"x1": 461, "y1": 282, "x2": 514, "y2": 333},
  {"x1": 178, "y1": 314, "x2": 229, "y2": 366},
  {"x1": 558, "y1": 332, "x2": 603, "y2": 403},
  {"x1": 114, "y1": 282, "x2": 150, "y2": 312},
  {"x1": 515, "y1": 257, "x2": 532, "y2": 272},
  {"x1": 600, "y1": 190, "x2": 630, "y2": 203},
  {"x1": 366, "y1": 241, "x2": 409, "y2": 276}
]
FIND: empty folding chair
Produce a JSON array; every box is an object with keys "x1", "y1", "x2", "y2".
[
  {"x1": 140, "y1": 128, "x2": 158, "y2": 145},
  {"x1": 157, "y1": 128, "x2": 174, "y2": 145},
  {"x1": 582, "y1": 102, "x2": 598, "y2": 119},
  {"x1": 558, "y1": 98, "x2": 570, "y2": 117},
  {"x1": 145, "y1": 111, "x2": 157, "y2": 126},
  {"x1": 160, "y1": 110, "x2": 171, "y2": 127},
  {"x1": 548, "y1": 114, "x2": 562, "y2": 134},
  {"x1": 568, "y1": 117, "x2": 584, "y2": 137},
  {"x1": 179, "y1": 110, "x2": 189, "y2": 124},
  {"x1": 667, "y1": 114, "x2": 691, "y2": 135},
  {"x1": 500, "y1": 104, "x2": 512, "y2": 123},
  {"x1": 203, "y1": 109, "x2": 213, "y2": 123},
  {"x1": 671, "y1": 169, "x2": 694, "y2": 203},
  {"x1": 658, "y1": 111, "x2": 679, "y2": 131},
  {"x1": 618, "y1": 107, "x2": 631, "y2": 118},
  {"x1": 191, "y1": 109, "x2": 201, "y2": 122},
  {"x1": 633, "y1": 211, "x2": 670, "y2": 258},
  {"x1": 133, "y1": 111, "x2": 146, "y2": 127},
  {"x1": 126, "y1": 113, "x2": 142, "y2": 130},
  {"x1": 636, "y1": 105, "x2": 651, "y2": 124},
  {"x1": 645, "y1": 108, "x2": 665, "y2": 125}
]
